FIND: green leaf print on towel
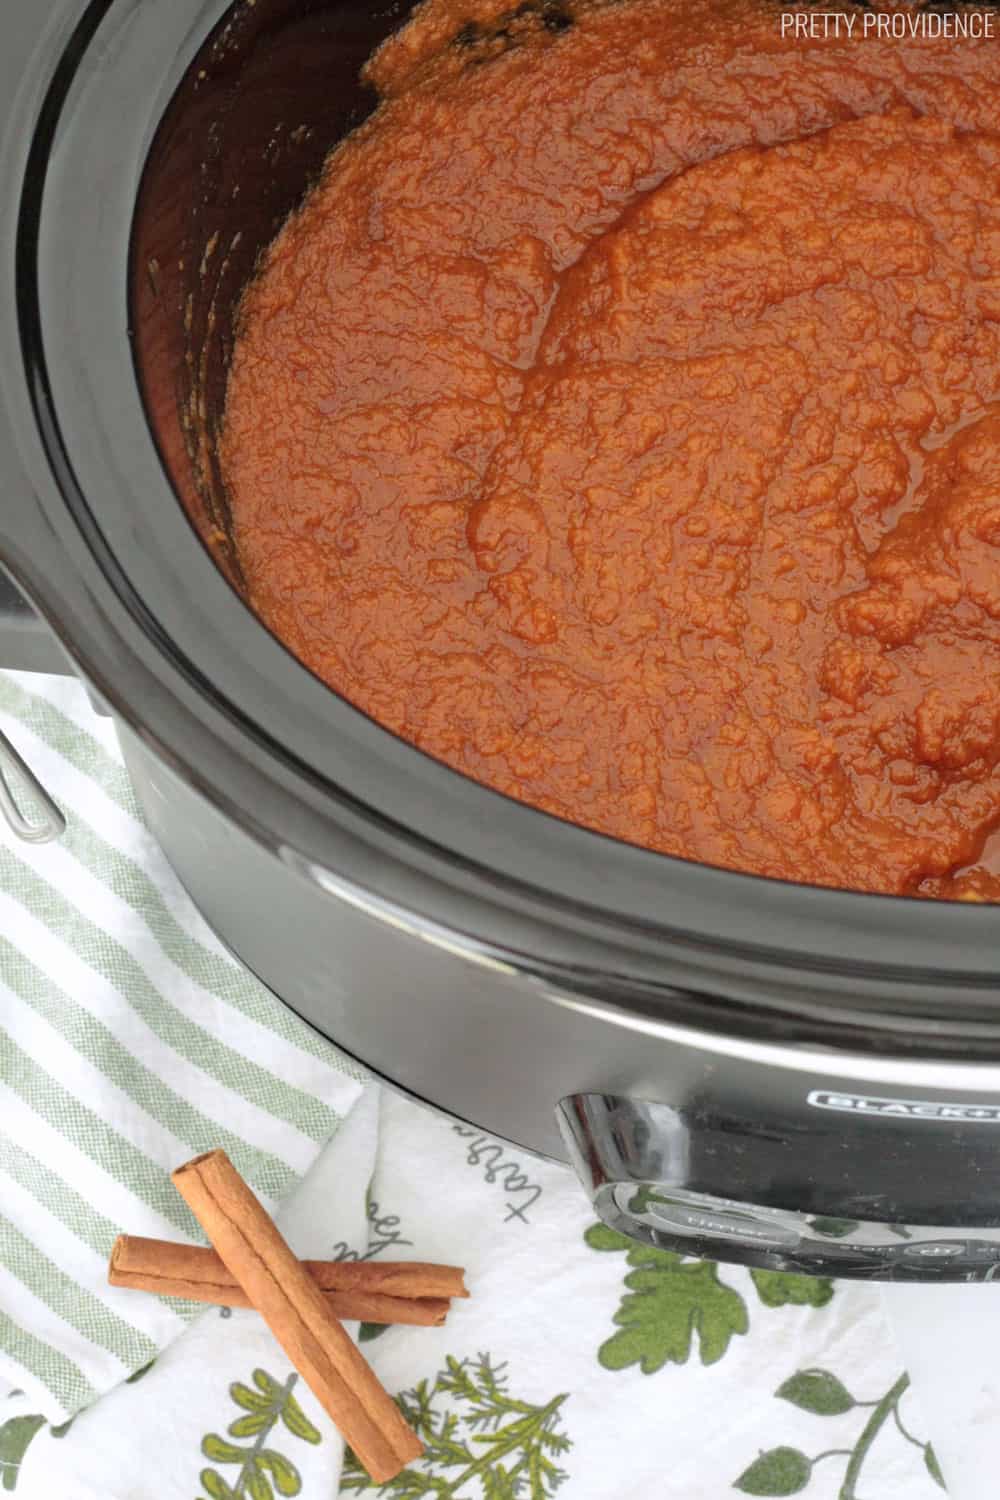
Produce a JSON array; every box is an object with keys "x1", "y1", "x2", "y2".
[
  {"x1": 0, "y1": 1355, "x2": 157, "y2": 1489},
  {"x1": 749, "y1": 1271, "x2": 833, "y2": 1309},
  {"x1": 583, "y1": 1225, "x2": 746, "y2": 1371},
  {"x1": 341, "y1": 1353, "x2": 571, "y2": 1497},
  {"x1": 776, "y1": 1370, "x2": 855, "y2": 1416},
  {"x1": 0, "y1": 1416, "x2": 45, "y2": 1492},
  {"x1": 735, "y1": 1371, "x2": 946, "y2": 1496},
  {"x1": 925, "y1": 1444, "x2": 946, "y2": 1488},
  {"x1": 584, "y1": 1224, "x2": 833, "y2": 1373},
  {"x1": 198, "y1": 1367, "x2": 321, "y2": 1500},
  {"x1": 736, "y1": 1447, "x2": 812, "y2": 1497}
]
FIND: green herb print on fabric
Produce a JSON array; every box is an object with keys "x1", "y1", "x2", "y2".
[
  {"x1": 734, "y1": 1370, "x2": 946, "y2": 1496},
  {"x1": 341, "y1": 1353, "x2": 571, "y2": 1497},
  {"x1": 748, "y1": 1271, "x2": 833, "y2": 1309},
  {"x1": 584, "y1": 1224, "x2": 833, "y2": 1373},
  {"x1": 198, "y1": 1368, "x2": 321, "y2": 1500},
  {"x1": 0, "y1": 1417, "x2": 45, "y2": 1492},
  {"x1": 0, "y1": 1355, "x2": 157, "y2": 1487}
]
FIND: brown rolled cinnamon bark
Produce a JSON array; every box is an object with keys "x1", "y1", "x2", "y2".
[
  {"x1": 108, "y1": 1235, "x2": 464, "y2": 1323},
  {"x1": 171, "y1": 1150, "x2": 423, "y2": 1483}
]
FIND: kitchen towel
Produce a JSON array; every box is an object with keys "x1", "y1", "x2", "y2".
[
  {"x1": 0, "y1": 668, "x2": 971, "y2": 1499},
  {"x1": 6, "y1": 1087, "x2": 952, "y2": 1500},
  {"x1": 0, "y1": 668, "x2": 364, "y2": 1421}
]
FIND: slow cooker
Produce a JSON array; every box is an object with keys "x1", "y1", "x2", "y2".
[{"x1": 4, "y1": 0, "x2": 1000, "y2": 1282}]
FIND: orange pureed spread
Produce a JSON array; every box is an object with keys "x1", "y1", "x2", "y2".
[{"x1": 222, "y1": 0, "x2": 1000, "y2": 898}]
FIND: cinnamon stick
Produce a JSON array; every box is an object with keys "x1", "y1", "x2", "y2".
[
  {"x1": 172, "y1": 1150, "x2": 423, "y2": 1482},
  {"x1": 109, "y1": 1235, "x2": 461, "y2": 1325}
]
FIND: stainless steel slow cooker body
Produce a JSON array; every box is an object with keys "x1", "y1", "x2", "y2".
[{"x1": 5, "y1": 0, "x2": 1000, "y2": 1279}]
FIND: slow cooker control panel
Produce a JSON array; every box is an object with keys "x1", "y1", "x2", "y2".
[
  {"x1": 605, "y1": 1183, "x2": 1000, "y2": 1279},
  {"x1": 558, "y1": 1092, "x2": 1000, "y2": 1281}
]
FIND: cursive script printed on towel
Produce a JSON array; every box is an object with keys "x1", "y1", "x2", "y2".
[
  {"x1": 330, "y1": 1196, "x2": 415, "y2": 1262},
  {"x1": 452, "y1": 1125, "x2": 543, "y2": 1223}
]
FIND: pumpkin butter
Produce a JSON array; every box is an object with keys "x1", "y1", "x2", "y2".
[{"x1": 222, "y1": 0, "x2": 1000, "y2": 899}]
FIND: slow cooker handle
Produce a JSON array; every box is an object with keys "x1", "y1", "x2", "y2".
[
  {"x1": 0, "y1": 573, "x2": 66, "y2": 846},
  {"x1": 557, "y1": 1092, "x2": 1000, "y2": 1280},
  {"x1": 558, "y1": 1090, "x2": 818, "y2": 1253},
  {"x1": 0, "y1": 570, "x2": 72, "y2": 676},
  {"x1": 0, "y1": 723, "x2": 65, "y2": 845},
  {"x1": 0, "y1": 574, "x2": 66, "y2": 844},
  {"x1": 0, "y1": 576, "x2": 69, "y2": 842}
]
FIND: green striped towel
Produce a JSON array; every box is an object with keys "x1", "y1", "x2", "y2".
[{"x1": 0, "y1": 668, "x2": 365, "y2": 1421}]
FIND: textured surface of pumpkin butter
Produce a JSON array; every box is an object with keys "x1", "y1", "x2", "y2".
[{"x1": 222, "y1": 0, "x2": 1000, "y2": 898}]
